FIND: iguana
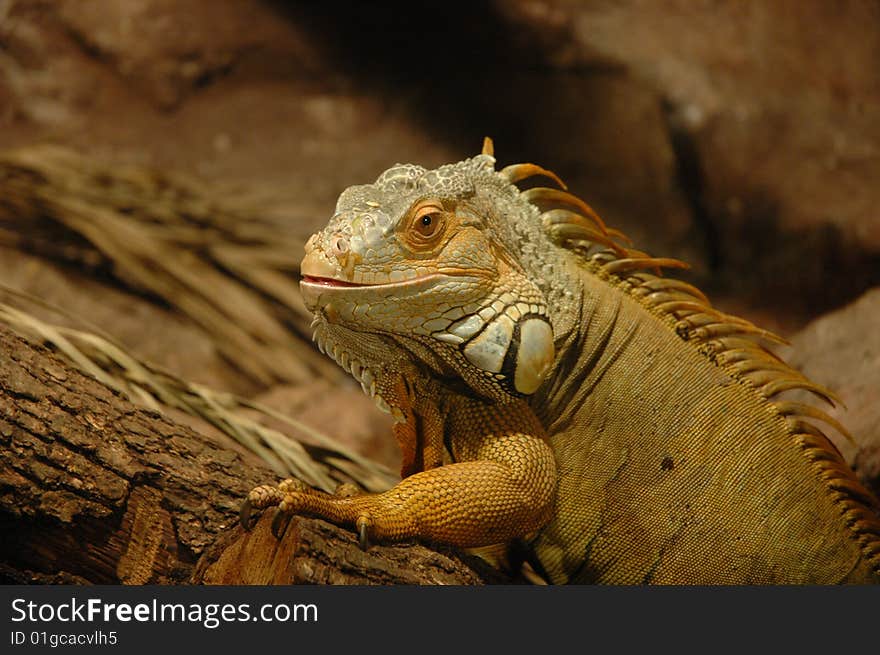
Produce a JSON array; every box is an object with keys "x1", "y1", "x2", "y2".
[{"x1": 241, "y1": 139, "x2": 880, "y2": 584}]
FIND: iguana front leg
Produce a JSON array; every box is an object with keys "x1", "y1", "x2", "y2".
[{"x1": 241, "y1": 394, "x2": 557, "y2": 550}]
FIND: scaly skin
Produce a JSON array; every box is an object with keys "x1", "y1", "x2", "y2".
[{"x1": 242, "y1": 144, "x2": 880, "y2": 583}]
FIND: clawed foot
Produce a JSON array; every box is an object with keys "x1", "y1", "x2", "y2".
[
  {"x1": 239, "y1": 478, "x2": 373, "y2": 549},
  {"x1": 239, "y1": 486, "x2": 277, "y2": 531},
  {"x1": 239, "y1": 478, "x2": 309, "y2": 533}
]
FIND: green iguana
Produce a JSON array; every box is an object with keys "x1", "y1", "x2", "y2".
[{"x1": 241, "y1": 139, "x2": 880, "y2": 584}]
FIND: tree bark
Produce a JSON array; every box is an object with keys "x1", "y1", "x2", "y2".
[{"x1": 0, "y1": 327, "x2": 499, "y2": 585}]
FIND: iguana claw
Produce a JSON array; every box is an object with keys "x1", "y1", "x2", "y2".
[
  {"x1": 356, "y1": 516, "x2": 371, "y2": 550},
  {"x1": 239, "y1": 499, "x2": 256, "y2": 531},
  {"x1": 271, "y1": 508, "x2": 293, "y2": 539}
]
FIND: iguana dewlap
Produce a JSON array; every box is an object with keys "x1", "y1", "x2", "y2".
[{"x1": 243, "y1": 141, "x2": 880, "y2": 584}]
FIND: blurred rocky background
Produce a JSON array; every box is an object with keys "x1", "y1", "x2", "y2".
[{"x1": 1, "y1": 0, "x2": 878, "y2": 492}]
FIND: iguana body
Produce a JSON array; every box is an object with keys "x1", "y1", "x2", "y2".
[{"x1": 243, "y1": 141, "x2": 880, "y2": 583}]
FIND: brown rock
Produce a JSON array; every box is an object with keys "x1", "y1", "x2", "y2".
[
  {"x1": 0, "y1": 1, "x2": 460, "y2": 241},
  {"x1": 56, "y1": 0, "x2": 321, "y2": 110},
  {"x1": 498, "y1": 0, "x2": 880, "y2": 322}
]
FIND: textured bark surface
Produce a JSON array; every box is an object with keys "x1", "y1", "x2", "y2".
[
  {"x1": 193, "y1": 514, "x2": 499, "y2": 585},
  {"x1": 0, "y1": 327, "x2": 496, "y2": 585}
]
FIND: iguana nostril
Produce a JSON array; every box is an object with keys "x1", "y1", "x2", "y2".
[{"x1": 330, "y1": 235, "x2": 349, "y2": 258}]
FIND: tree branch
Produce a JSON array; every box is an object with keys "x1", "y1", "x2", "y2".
[{"x1": 0, "y1": 327, "x2": 499, "y2": 585}]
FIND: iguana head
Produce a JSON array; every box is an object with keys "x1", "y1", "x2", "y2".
[{"x1": 300, "y1": 150, "x2": 558, "y2": 410}]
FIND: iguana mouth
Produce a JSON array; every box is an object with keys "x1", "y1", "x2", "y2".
[
  {"x1": 301, "y1": 273, "x2": 444, "y2": 290},
  {"x1": 301, "y1": 275, "x2": 367, "y2": 288},
  {"x1": 300, "y1": 271, "x2": 447, "y2": 311}
]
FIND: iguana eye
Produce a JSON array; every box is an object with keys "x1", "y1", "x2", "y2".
[{"x1": 408, "y1": 202, "x2": 445, "y2": 243}]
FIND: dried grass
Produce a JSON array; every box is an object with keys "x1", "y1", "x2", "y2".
[
  {"x1": 0, "y1": 287, "x2": 395, "y2": 492},
  {"x1": 0, "y1": 145, "x2": 395, "y2": 493},
  {"x1": 0, "y1": 145, "x2": 338, "y2": 386}
]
